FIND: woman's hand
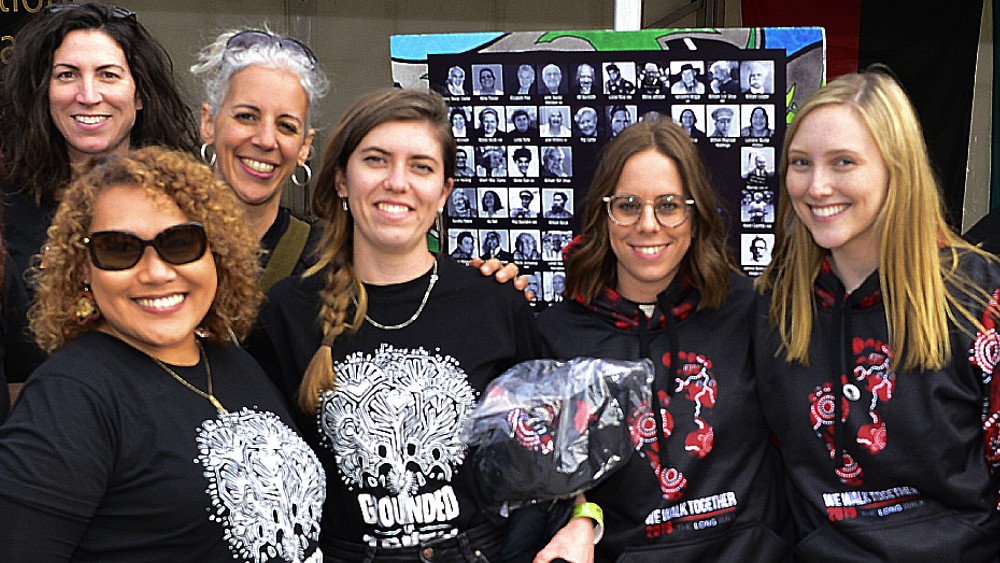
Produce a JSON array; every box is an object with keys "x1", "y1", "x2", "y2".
[
  {"x1": 469, "y1": 257, "x2": 535, "y2": 301},
  {"x1": 532, "y1": 516, "x2": 595, "y2": 563}
]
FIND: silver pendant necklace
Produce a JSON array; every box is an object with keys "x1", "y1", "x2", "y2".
[{"x1": 364, "y1": 260, "x2": 439, "y2": 330}]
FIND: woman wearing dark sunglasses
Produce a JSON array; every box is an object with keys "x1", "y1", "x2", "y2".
[
  {"x1": 0, "y1": 2, "x2": 200, "y2": 386},
  {"x1": 0, "y1": 146, "x2": 327, "y2": 561},
  {"x1": 533, "y1": 118, "x2": 790, "y2": 562},
  {"x1": 191, "y1": 28, "x2": 327, "y2": 291}
]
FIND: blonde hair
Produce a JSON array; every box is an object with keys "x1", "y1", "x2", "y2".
[
  {"x1": 296, "y1": 88, "x2": 454, "y2": 413},
  {"x1": 29, "y1": 146, "x2": 263, "y2": 353},
  {"x1": 758, "y1": 69, "x2": 993, "y2": 371}
]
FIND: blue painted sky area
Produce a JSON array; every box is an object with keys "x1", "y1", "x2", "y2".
[
  {"x1": 760, "y1": 27, "x2": 824, "y2": 57},
  {"x1": 390, "y1": 32, "x2": 504, "y2": 61}
]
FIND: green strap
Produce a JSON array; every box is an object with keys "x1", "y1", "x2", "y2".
[{"x1": 261, "y1": 216, "x2": 310, "y2": 292}]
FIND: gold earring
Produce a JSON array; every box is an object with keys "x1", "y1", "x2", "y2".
[{"x1": 75, "y1": 284, "x2": 100, "y2": 325}]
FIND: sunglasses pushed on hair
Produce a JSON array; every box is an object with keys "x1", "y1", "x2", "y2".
[
  {"x1": 85, "y1": 222, "x2": 207, "y2": 271},
  {"x1": 44, "y1": 3, "x2": 136, "y2": 21},
  {"x1": 225, "y1": 30, "x2": 317, "y2": 68}
]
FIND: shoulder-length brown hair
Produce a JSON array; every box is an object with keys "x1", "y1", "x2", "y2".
[
  {"x1": 29, "y1": 146, "x2": 262, "y2": 353},
  {"x1": 566, "y1": 118, "x2": 734, "y2": 308},
  {"x1": 0, "y1": 3, "x2": 199, "y2": 206}
]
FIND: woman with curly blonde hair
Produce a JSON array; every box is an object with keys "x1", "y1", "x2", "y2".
[{"x1": 0, "y1": 146, "x2": 327, "y2": 561}]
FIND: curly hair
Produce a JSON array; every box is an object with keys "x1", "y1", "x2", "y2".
[
  {"x1": 0, "y1": 3, "x2": 199, "y2": 205},
  {"x1": 566, "y1": 118, "x2": 734, "y2": 308},
  {"x1": 297, "y1": 88, "x2": 454, "y2": 413},
  {"x1": 29, "y1": 146, "x2": 262, "y2": 354}
]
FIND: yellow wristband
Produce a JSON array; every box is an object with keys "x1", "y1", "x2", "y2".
[{"x1": 570, "y1": 502, "x2": 604, "y2": 544}]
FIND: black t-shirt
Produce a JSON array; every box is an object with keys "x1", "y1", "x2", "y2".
[
  {"x1": 0, "y1": 332, "x2": 326, "y2": 562},
  {"x1": 247, "y1": 256, "x2": 542, "y2": 550},
  {"x1": 1, "y1": 186, "x2": 52, "y2": 383}
]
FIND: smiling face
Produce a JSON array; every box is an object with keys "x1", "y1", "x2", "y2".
[
  {"x1": 610, "y1": 149, "x2": 692, "y2": 303},
  {"x1": 201, "y1": 66, "x2": 314, "y2": 211},
  {"x1": 451, "y1": 112, "x2": 466, "y2": 129},
  {"x1": 452, "y1": 190, "x2": 469, "y2": 212},
  {"x1": 785, "y1": 104, "x2": 888, "y2": 271},
  {"x1": 577, "y1": 110, "x2": 597, "y2": 136},
  {"x1": 337, "y1": 120, "x2": 452, "y2": 260},
  {"x1": 751, "y1": 107, "x2": 768, "y2": 130},
  {"x1": 479, "y1": 68, "x2": 496, "y2": 91},
  {"x1": 88, "y1": 184, "x2": 217, "y2": 364},
  {"x1": 49, "y1": 29, "x2": 142, "y2": 166},
  {"x1": 548, "y1": 110, "x2": 563, "y2": 129},
  {"x1": 516, "y1": 156, "x2": 531, "y2": 175}
]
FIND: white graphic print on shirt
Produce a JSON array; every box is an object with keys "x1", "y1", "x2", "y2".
[
  {"x1": 319, "y1": 344, "x2": 478, "y2": 544},
  {"x1": 197, "y1": 408, "x2": 326, "y2": 563}
]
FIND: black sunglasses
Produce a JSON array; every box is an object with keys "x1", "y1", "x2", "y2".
[
  {"x1": 225, "y1": 30, "x2": 317, "y2": 68},
  {"x1": 85, "y1": 222, "x2": 207, "y2": 271}
]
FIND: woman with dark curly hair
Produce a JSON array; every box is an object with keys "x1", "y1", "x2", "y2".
[
  {"x1": 0, "y1": 2, "x2": 200, "y2": 384},
  {"x1": 0, "y1": 146, "x2": 326, "y2": 561}
]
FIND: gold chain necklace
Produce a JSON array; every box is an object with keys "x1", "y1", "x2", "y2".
[{"x1": 150, "y1": 342, "x2": 226, "y2": 413}]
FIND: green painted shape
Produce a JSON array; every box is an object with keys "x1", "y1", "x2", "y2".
[
  {"x1": 785, "y1": 85, "x2": 797, "y2": 124},
  {"x1": 537, "y1": 29, "x2": 718, "y2": 52}
]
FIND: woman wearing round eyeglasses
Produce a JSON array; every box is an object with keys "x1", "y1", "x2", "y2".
[
  {"x1": 0, "y1": 2, "x2": 200, "y2": 385},
  {"x1": 534, "y1": 118, "x2": 790, "y2": 562},
  {"x1": 191, "y1": 29, "x2": 328, "y2": 291},
  {"x1": 0, "y1": 146, "x2": 327, "y2": 560}
]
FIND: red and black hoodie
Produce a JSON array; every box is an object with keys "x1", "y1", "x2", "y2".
[
  {"x1": 538, "y1": 270, "x2": 791, "y2": 562},
  {"x1": 755, "y1": 252, "x2": 1000, "y2": 562}
]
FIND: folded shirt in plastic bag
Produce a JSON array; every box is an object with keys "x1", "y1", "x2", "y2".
[{"x1": 462, "y1": 357, "x2": 654, "y2": 513}]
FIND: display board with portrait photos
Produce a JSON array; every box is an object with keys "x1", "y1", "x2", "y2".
[{"x1": 429, "y1": 47, "x2": 787, "y2": 308}]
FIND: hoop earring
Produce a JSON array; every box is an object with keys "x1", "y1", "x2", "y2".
[
  {"x1": 291, "y1": 162, "x2": 312, "y2": 187},
  {"x1": 75, "y1": 284, "x2": 100, "y2": 325},
  {"x1": 200, "y1": 143, "x2": 217, "y2": 167}
]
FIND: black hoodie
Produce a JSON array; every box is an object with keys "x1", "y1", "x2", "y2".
[
  {"x1": 538, "y1": 270, "x2": 791, "y2": 562},
  {"x1": 755, "y1": 253, "x2": 1000, "y2": 562}
]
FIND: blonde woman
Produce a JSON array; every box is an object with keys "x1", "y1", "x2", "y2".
[{"x1": 756, "y1": 68, "x2": 1000, "y2": 560}]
